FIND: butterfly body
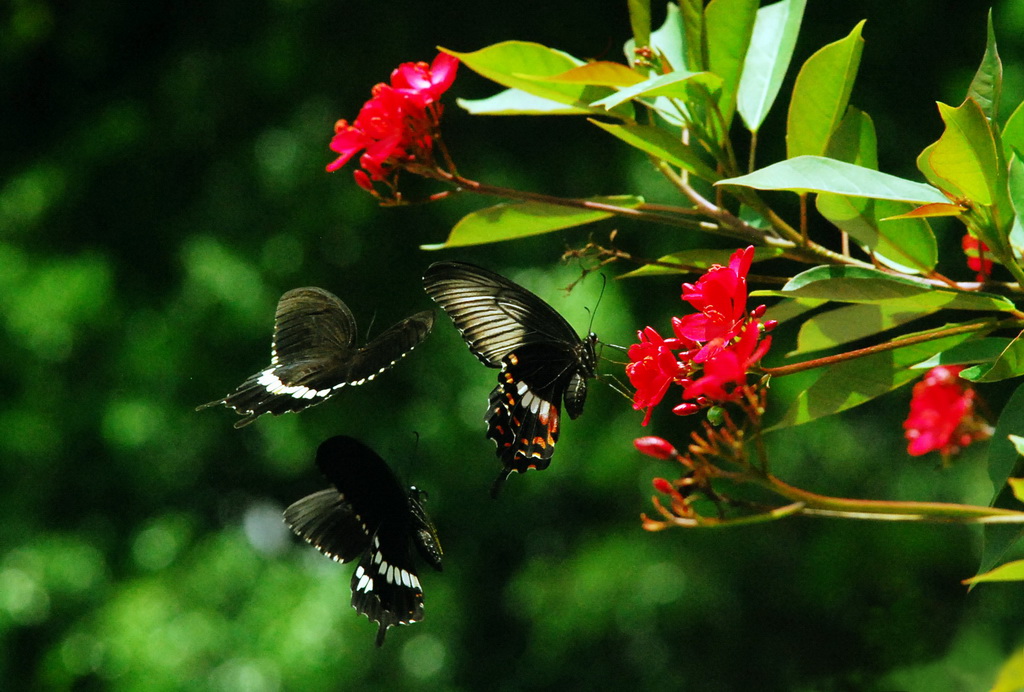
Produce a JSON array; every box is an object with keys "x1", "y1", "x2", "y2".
[
  {"x1": 198, "y1": 287, "x2": 433, "y2": 427},
  {"x1": 423, "y1": 261, "x2": 597, "y2": 494},
  {"x1": 283, "y1": 435, "x2": 442, "y2": 646}
]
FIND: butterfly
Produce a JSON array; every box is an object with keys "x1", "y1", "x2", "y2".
[
  {"x1": 198, "y1": 287, "x2": 434, "y2": 427},
  {"x1": 283, "y1": 435, "x2": 443, "y2": 647},
  {"x1": 422, "y1": 261, "x2": 598, "y2": 496}
]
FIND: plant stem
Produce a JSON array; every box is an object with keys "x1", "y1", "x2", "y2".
[
  {"x1": 760, "y1": 319, "x2": 1002, "y2": 378},
  {"x1": 761, "y1": 474, "x2": 1024, "y2": 524}
]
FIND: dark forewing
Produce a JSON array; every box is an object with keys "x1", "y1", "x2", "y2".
[
  {"x1": 423, "y1": 261, "x2": 582, "y2": 367},
  {"x1": 286, "y1": 436, "x2": 437, "y2": 647},
  {"x1": 198, "y1": 289, "x2": 432, "y2": 426},
  {"x1": 272, "y1": 287, "x2": 358, "y2": 365},
  {"x1": 341, "y1": 310, "x2": 434, "y2": 385}
]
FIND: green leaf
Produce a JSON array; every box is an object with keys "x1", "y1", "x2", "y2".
[
  {"x1": 755, "y1": 265, "x2": 1016, "y2": 312},
  {"x1": 1002, "y1": 99, "x2": 1024, "y2": 159},
  {"x1": 966, "y1": 9, "x2": 1002, "y2": 123},
  {"x1": 442, "y1": 42, "x2": 619, "y2": 114},
  {"x1": 963, "y1": 559, "x2": 1024, "y2": 585},
  {"x1": 737, "y1": 0, "x2": 806, "y2": 133},
  {"x1": 817, "y1": 196, "x2": 938, "y2": 274},
  {"x1": 978, "y1": 383, "x2": 1024, "y2": 578},
  {"x1": 989, "y1": 384, "x2": 1024, "y2": 487},
  {"x1": 822, "y1": 105, "x2": 877, "y2": 168},
  {"x1": 1007, "y1": 153, "x2": 1024, "y2": 231},
  {"x1": 988, "y1": 649, "x2": 1024, "y2": 692},
  {"x1": 617, "y1": 246, "x2": 785, "y2": 278},
  {"x1": 791, "y1": 301, "x2": 939, "y2": 356},
  {"x1": 764, "y1": 296, "x2": 826, "y2": 326},
  {"x1": 458, "y1": 89, "x2": 596, "y2": 116},
  {"x1": 912, "y1": 337, "x2": 1012, "y2": 369},
  {"x1": 628, "y1": 0, "x2": 652, "y2": 49},
  {"x1": 786, "y1": 21, "x2": 865, "y2": 158},
  {"x1": 961, "y1": 332, "x2": 1024, "y2": 382},
  {"x1": 590, "y1": 69, "x2": 722, "y2": 111},
  {"x1": 717, "y1": 156, "x2": 948, "y2": 204},
  {"x1": 815, "y1": 108, "x2": 937, "y2": 273},
  {"x1": 927, "y1": 99, "x2": 1003, "y2": 205},
  {"x1": 704, "y1": 0, "x2": 758, "y2": 126},
  {"x1": 647, "y1": 3, "x2": 685, "y2": 71},
  {"x1": 679, "y1": 0, "x2": 705, "y2": 71},
  {"x1": 526, "y1": 62, "x2": 646, "y2": 87},
  {"x1": 422, "y1": 196, "x2": 644, "y2": 249},
  {"x1": 1010, "y1": 476, "x2": 1024, "y2": 503},
  {"x1": 766, "y1": 326, "x2": 977, "y2": 430},
  {"x1": 589, "y1": 120, "x2": 720, "y2": 181}
]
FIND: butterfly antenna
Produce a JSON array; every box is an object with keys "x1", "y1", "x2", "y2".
[
  {"x1": 601, "y1": 373, "x2": 635, "y2": 402},
  {"x1": 585, "y1": 273, "x2": 608, "y2": 336},
  {"x1": 365, "y1": 311, "x2": 378, "y2": 342}
]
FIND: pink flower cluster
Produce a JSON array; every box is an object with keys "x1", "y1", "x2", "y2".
[
  {"x1": 625, "y1": 246, "x2": 774, "y2": 425},
  {"x1": 903, "y1": 365, "x2": 988, "y2": 457},
  {"x1": 326, "y1": 53, "x2": 459, "y2": 190}
]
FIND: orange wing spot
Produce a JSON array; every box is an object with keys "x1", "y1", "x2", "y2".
[
  {"x1": 507, "y1": 353, "x2": 519, "y2": 366},
  {"x1": 505, "y1": 393, "x2": 516, "y2": 405},
  {"x1": 502, "y1": 373, "x2": 515, "y2": 384},
  {"x1": 532, "y1": 435, "x2": 548, "y2": 449}
]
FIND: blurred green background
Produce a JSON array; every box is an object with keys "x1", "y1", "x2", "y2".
[{"x1": 4, "y1": 1, "x2": 1024, "y2": 690}]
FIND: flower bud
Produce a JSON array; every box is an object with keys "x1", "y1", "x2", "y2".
[
  {"x1": 634, "y1": 436, "x2": 679, "y2": 460},
  {"x1": 652, "y1": 477, "x2": 675, "y2": 494},
  {"x1": 672, "y1": 402, "x2": 701, "y2": 416}
]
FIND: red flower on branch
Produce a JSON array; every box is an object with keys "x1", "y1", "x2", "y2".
[
  {"x1": 683, "y1": 322, "x2": 771, "y2": 403},
  {"x1": 676, "y1": 245, "x2": 754, "y2": 355},
  {"x1": 626, "y1": 326, "x2": 690, "y2": 425},
  {"x1": 624, "y1": 247, "x2": 772, "y2": 424},
  {"x1": 326, "y1": 53, "x2": 459, "y2": 188},
  {"x1": 903, "y1": 365, "x2": 989, "y2": 457}
]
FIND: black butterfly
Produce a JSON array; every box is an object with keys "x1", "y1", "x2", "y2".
[
  {"x1": 423, "y1": 261, "x2": 597, "y2": 495},
  {"x1": 198, "y1": 287, "x2": 434, "y2": 427},
  {"x1": 283, "y1": 435, "x2": 443, "y2": 647}
]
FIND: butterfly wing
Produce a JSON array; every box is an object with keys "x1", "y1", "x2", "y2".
[
  {"x1": 487, "y1": 342, "x2": 589, "y2": 495},
  {"x1": 283, "y1": 489, "x2": 369, "y2": 564},
  {"x1": 199, "y1": 289, "x2": 432, "y2": 427},
  {"x1": 422, "y1": 261, "x2": 582, "y2": 367},
  {"x1": 424, "y1": 262, "x2": 597, "y2": 492},
  {"x1": 285, "y1": 436, "x2": 436, "y2": 647},
  {"x1": 341, "y1": 310, "x2": 434, "y2": 385}
]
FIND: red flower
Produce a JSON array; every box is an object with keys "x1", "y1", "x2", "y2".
[
  {"x1": 903, "y1": 365, "x2": 982, "y2": 456},
  {"x1": 962, "y1": 234, "x2": 993, "y2": 280},
  {"x1": 676, "y1": 246, "x2": 755, "y2": 354},
  {"x1": 683, "y1": 322, "x2": 771, "y2": 403},
  {"x1": 626, "y1": 327, "x2": 689, "y2": 426},
  {"x1": 390, "y1": 53, "x2": 459, "y2": 107},
  {"x1": 326, "y1": 53, "x2": 459, "y2": 186},
  {"x1": 623, "y1": 246, "x2": 773, "y2": 424}
]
